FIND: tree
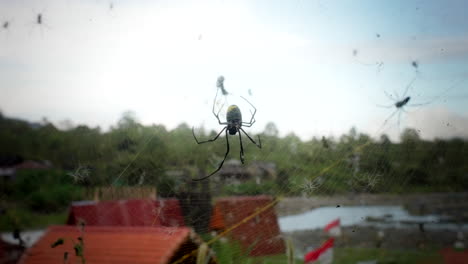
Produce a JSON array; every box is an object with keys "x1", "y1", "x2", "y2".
[
  {"x1": 400, "y1": 128, "x2": 420, "y2": 143},
  {"x1": 117, "y1": 111, "x2": 139, "y2": 130},
  {"x1": 263, "y1": 122, "x2": 279, "y2": 137},
  {"x1": 400, "y1": 128, "x2": 420, "y2": 162}
]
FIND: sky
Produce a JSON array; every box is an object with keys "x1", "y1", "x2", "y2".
[{"x1": 1, "y1": 0, "x2": 468, "y2": 141}]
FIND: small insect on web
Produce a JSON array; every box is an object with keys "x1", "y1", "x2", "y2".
[
  {"x1": 352, "y1": 49, "x2": 384, "y2": 74},
  {"x1": 217, "y1": 75, "x2": 228, "y2": 96},
  {"x1": 191, "y1": 81, "x2": 262, "y2": 181},
  {"x1": 411, "y1": 60, "x2": 420, "y2": 75},
  {"x1": 29, "y1": 11, "x2": 51, "y2": 36},
  {"x1": 1, "y1": 20, "x2": 11, "y2": 36}
]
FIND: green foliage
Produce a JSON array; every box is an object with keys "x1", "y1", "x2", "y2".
[
  {"x1": 207, "y1": 238, "x2": 440, "y2": 264},
  {"x1": 223, "y1": 181, "x2": 278, "y2": 196},
  {"x1": 9, "y1": 170, "x2": 84, "y2": 213},
  {"x1": 210, "y1": 239, "x2": 251, "y2": 264},
  {"x1": 0, "y1": 208, "x2": 68, "y2": 231},
  {"x1": 0, "y1": 112, "x2": 467, "y2": 202},
  {"x1": 27, "y1": 184, "x2": 80, "y2": 213},
  {"x1": 333, "y1": 247, "x2": 443, "y2": 264}
]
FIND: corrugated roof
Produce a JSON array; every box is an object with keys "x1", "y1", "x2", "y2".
[
  {"x1": 66, "y1": 199, "x2": 185, "y2": 227},
  {"x1": 440, "y1": 247, "x2": 468, "y2": 264},
  {"x1": 19, "y1": 226, "x2": 193, "y2": 264},
  {"x1": 210, "y1": 195, "x2": 285, "y2": 256}
]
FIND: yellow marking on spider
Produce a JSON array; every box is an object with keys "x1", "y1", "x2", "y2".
[{"x1": 227, "y1": 105, "x2": 239, "y2": 112}]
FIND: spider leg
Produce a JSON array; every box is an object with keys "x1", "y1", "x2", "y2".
[
  {"x1": 241, "y1": 96, "x2": 257, "y2": 125},
  {"x1": 407, "y1": 101, "x2": 433, "y2": 107},
  {"x1": 393, "y1": 90, "x2": 400, "y2": 101},
  {"x1": 397, "y1": 110, "x2": 402, "y2": 129},
  {"x1": 192, "y1": 126, "x2": 226, "y2": 144},
  {"x1": 380, "y1": 108, "x2": 399, "y2": 129},
  {"x1": 242, "y1": 110, "x2": 256, "y2": 127},
  {"x1": 402, "y1": 76, "x2": 417, "y2": 98},
  {"x1": 214, "y1": 105, "x2": 228, "y2": 125},
  {"x1": 239, "y1": 128, "x2": 262, "y2": 148},
  {"x1": 376, "y1": 104, "x2": 394, "y2": 109},
  {"x1": 406, "y1": 78, "x2": 465, "y2": 108},
  {"x1": 192, "y1": 129, "x2": 230, "y2": 181},
  {"x1": 211, "y1": 86, "x2": 228, "y2": 125},
  {"x1": 238, "y1": 129, "x2": 245, "y2": 164},
  {"x1": 241, "y1": 121, "x2": 256, "y2": 127}
]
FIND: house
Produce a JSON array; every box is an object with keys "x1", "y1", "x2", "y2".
[
  {"x1": 216, "y1": 160, "x2": 277, "y2": 185},
  {"x1": 0, "y1": 156, "x2": 23, "y2": 181},
  {"x1": 92, "y1": 186, "x2": 157, "y2": 201},
  {"x1": 18, "y1": 226, "x2": 216, "y2": 264},
  {"x1": 217, "y1": 160, "x2": 249, "y2": 183},
  {"x1": 0, "y1": 156, "x2": 51, "y2": 182},
  {"x1": 209, "y1": 195, "x2": 284, "y2": 256},
  {"x1": 66, "y1": 199, "x2": 185, "y2": 227},
  {"x1": 246, "y1": 161, "x2": 277, "y2": 184}
]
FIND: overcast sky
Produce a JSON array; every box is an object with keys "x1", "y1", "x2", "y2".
[{"x1": 1, "y1": 0, "x2": 468, "y2": 141}]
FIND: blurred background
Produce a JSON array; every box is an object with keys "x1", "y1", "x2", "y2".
[{"x1": 1, "y1": 0, "x2": 467, "y2": 263}]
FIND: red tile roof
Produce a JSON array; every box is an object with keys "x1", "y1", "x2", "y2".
[
  {"x1": 439, "y1": 247, "x2": 468, "y2": 264},
  {"x1": 210, "y1": 195, "x2": 285, "y2": 256},
  {"x1": 19, "y1": 226, "x2": 195, "y2": 264},
  {"x1": 66, "y1": 199, "x2": 185, "y2": 227},
  {"x1": 15, "y1": 160, "x2": 50, "y2": 169}
]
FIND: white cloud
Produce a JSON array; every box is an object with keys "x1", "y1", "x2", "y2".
[{"x1": 406, "y1": 106, "x2": 468, "y2": 140}]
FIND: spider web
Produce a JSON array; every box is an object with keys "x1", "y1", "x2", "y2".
[
  {"x1": 3, "y1": 1, "x2": 468, "y2": 264},
  {"x1": 75, "y1": 75, "x2": 465, "y2": 263}
]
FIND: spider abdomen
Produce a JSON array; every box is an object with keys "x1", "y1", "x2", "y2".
[
  {"x1": 227, "y1": 105, "x2": 242, "y2": 124},
  {"x1": 395, "y1": 96, "x2": 411, "y2": 108},
  {"x1": 227, "y1": 105, "x2": 242, "y2": 135}
]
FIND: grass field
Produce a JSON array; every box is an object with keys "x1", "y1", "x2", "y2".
[{"x1": 0, "y1": 208, "x2": 68, "y2": 231}]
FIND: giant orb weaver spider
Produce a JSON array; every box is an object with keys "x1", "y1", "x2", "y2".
[{"x1": 192, "y1": 88, "x2": 262, "y2": 181}]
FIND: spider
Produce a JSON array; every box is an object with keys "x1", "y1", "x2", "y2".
[
  {"x1": 192, "y1": 89, "x2": 262, "y2": 181},
  {"x1": 378, "y1": 77, "x2": 429, "y2": 128}
]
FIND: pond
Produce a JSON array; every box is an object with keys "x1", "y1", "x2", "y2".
[
  {"x1": 1, "y1": 229, "x2": 45, "y2": 248},
  {"x1": 279, "y1": 205, "x2": 468, "y2": 232}
]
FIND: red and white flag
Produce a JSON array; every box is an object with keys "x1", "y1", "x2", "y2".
[
  {"x1": 304, "y1": 237, "x2": 334, "y2": 264},
  {"x1": 324, "y1": 218, "x2": 341, "y2": 237}
]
